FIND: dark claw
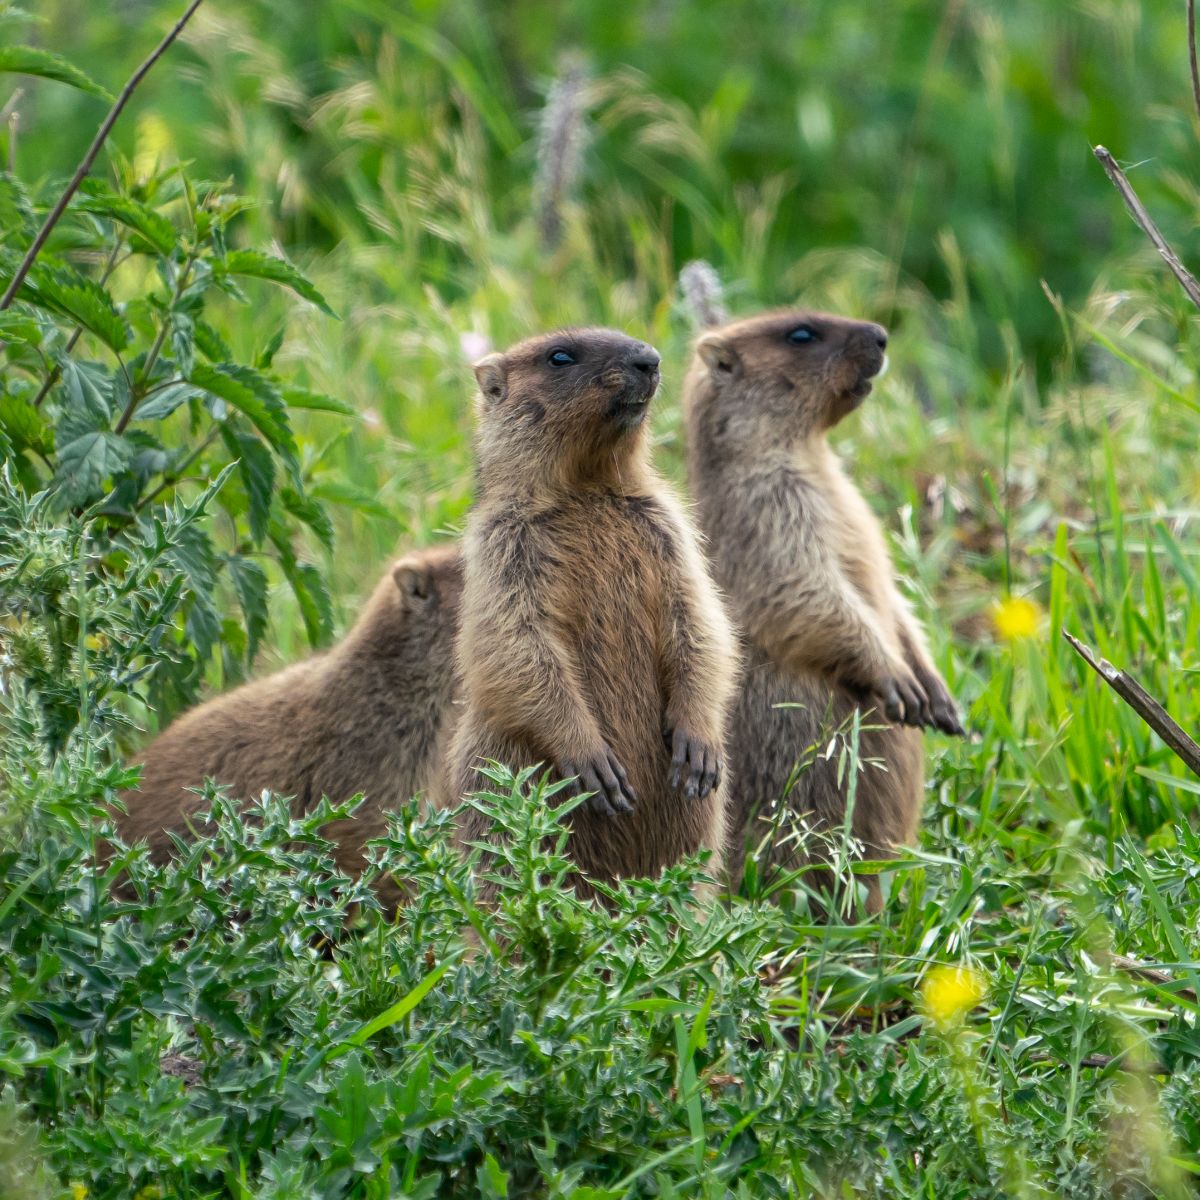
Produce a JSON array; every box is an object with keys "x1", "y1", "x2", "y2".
[{"x1": 666, "y1": 727, "x2": 720, "y2": 801}]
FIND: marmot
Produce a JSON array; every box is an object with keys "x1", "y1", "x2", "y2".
[
  {"x1": 441, "y1": 327, "x2": 738, "y2": 899},
  {"x1": 681, "y1": 308, "x2": 963, "y2": 904},
  {"x1": 118, "y1": 544, "x2": 463, "y2": 890}
]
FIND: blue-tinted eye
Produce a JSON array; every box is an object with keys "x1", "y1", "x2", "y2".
[
  {"x1": 787, "y1": 325, "x2": 817, "y2": 345},
  {"x1": 547, "y1": 349, "x2": 576, "y2": 367}
]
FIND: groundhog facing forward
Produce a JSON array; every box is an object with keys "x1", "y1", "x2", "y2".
[
  {"x1": 441, "y1": 327, "x2": 738, "y2": 898},
  {"x1": 681, "y1": 308, "x2": 963, "y2": 903},
  {"x1": 119, "y1": 544, "x2": 463, "y2": 887}
]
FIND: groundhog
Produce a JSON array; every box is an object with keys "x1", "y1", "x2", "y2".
[
  {"x1": 681, "y1": 308, "x2": 964, "y2": 905},
  {"x1": 440, "y1": 327, "x2": 738, "y2": 900},
  {"x1": 118, "y1": 544, "x2": 463, "y2": 891}
]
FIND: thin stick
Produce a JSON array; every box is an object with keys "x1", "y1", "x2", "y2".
[
  {"x1": 1190, "y1": 0, "x2": 1200, "y2": 131},
  {"x1": 1092, "y1": 145, "x2": 1200, "y2": 310},
  {"x1": 1062, "y1": 630, "x2": 1200, "y2": 777},
  {"x1": 0, "y1": 0, "x2": 204, "y2": 312}
]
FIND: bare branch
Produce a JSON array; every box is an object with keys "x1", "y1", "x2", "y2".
[
  {"x1": 1190, "y1": 0, "x2": 1200, "y2": 131},
  {"x1": 0, "y1": 0, "x2": 205, "y2": 312},
  {"x1": 1092, "y1": 145, "x2": 1200, "y2": 310},
  {"x1": 1062, "y1": 629, "x2": 1200, "y2": 777}
]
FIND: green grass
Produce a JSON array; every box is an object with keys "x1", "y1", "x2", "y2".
[{"x1": 3, "y1": 0, "x2": 1200, "y2": 1195}]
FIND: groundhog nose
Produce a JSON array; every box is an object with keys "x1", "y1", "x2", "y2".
[
  {"x1": 871, "y1": 325, "x2": 888, "y2": 350},
  {"x1": 629, "y1": 348, "x2": 661, "y2": 375}
]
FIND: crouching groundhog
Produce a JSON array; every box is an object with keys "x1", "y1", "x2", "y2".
[
  {"x1": 118, "y1": 544, "x2": 463, "y2": 893},
  {"x1": 440, "y1": 327, "x2": 738, "y2": 900},
  {"x1": 681, "y1": 308, "x2": 964, "y2": 907}
]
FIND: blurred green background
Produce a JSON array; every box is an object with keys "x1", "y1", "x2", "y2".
[{"x1": 9, "y1": 0, "x2": 1199, "y2": 716}]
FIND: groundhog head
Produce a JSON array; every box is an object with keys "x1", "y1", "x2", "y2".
[
  {"x1": 689, "y1": 309, "x2": 888, "y2": 443},
  {"x1": 472, "y1": 328, "x2": 661, "y2": 482}
]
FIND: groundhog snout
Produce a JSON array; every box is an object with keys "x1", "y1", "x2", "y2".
[
  {"x1": 605, "y1": 344, "x2": 661, "y2": 401},
  {"x1": 847, "y1": 323, "x2": 888, "y2": 379}
]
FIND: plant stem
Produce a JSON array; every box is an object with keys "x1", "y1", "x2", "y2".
[
  {"x1": 136, "y1": 424, "x2": 221, "y2": 510},
  {"x1": 114, "y1": 253, "x2": 194, "y2": 433},
  {"x1": 0, "y1": 0, "x2": 205, "y2": 311},
  {"x1": 1189, "y1": 0, "x2": 1200, "y2": 131}
]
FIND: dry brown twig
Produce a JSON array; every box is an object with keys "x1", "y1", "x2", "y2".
[
  {"x1": 1062, "y1": 630, "x2": 1200, "y2": 777},
  {"x1": 1092, "y1": 146, "x2": 1200, "y2": 310},
  {"x1": 0, "y1": 0, "x2": 205, "y2": 312}
]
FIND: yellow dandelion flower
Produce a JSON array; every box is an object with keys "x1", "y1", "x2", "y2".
[
  {"x1": 991, "y1": 595, "x2": 1041, "y2": 642},
  {"x1": 71, "y1": 1184, "x2": 88, "y2": 1200},
  {"x1": 922, "y1": 964, "x2": 987, "y2": 1028}
]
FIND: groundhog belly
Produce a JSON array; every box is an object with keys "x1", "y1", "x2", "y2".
[{"x1": 728, "y1": 644, "x2": 923, "y2": 881}]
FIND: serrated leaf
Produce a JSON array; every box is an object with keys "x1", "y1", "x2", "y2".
[
  {"x1": 256, "y1": 326, "x2": 285, "y2": 370},
  {"x1": 0, "y1": 174, "x2": 35, "y2": 238},
  {"x1": 73, "y1": 184, "x2": 176, "y2": 255},
  {"x1": 190, "y1": 362, "x2": 298, "y2": 476},
  {"x1": 56, "y1": 358, "x2": 114, "y2": 442},
  {"x1": 226, "y1": 554, "x2": 269, "y2": 662},
  {"x1": 275, "y1": 547, "x2": 333, "y2": 648},
  {"x1": 0, "y1": 308, "x2": 43, "y2": 346},
  {"x1": 18, "y1": 260, "x2": 129, "y2": 352},
  {"x1": 219, "y1": 250, "x2": 336, "y2": 317},
  {"x1": 0, "y1": 395, "x2": 52, "y2": 455},
  {"x1": 281, "y1": 485, "x2": 334, "y2": 552},
  {"x1": 51, "y1": 430, "x2": 131, "y2": 507},
  {"x1": 194, "y1": 320, "x2": 231, "y2": 363},
  {"x1": 135, "y1": 381, "x2": 200, "y2": 423},
  {"x1": 0, "y1": 46, "x2": 113, "y2": 101},
  {"x1": 221, "y1": 424, "x2": 275, "y2": 544},
  {"x1": 170, "y1": 520, "x2": 221, "y2": 660},
  {"x1": 282, "y1": 386, "x2": 355, "y2": 416}
]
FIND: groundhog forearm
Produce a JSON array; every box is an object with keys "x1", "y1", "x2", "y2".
[{"x1": 750, "y1": 577, "x2": 900, "y2": 687}]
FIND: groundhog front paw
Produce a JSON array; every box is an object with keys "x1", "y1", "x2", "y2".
[
  {"x1": 560, "y1": 745, "x2": 637, "y2": 818},
  {"x1": 664, "y1": 727, "x2": 723, "y2": 801},
  {"x1": 910, "y1": 662, "x2": 966, "y2": 736},
  {"x1": 870, "y1": 669, "x2": 929, "y2": 727}
]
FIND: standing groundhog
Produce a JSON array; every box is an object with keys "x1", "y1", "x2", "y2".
[
  {"x1": 441, "y1": 327, "x2": 738, "y2": 899},
  {"x1": 681, "y1": 308, "x2": 963, "y2": 904},
  {"x1": 119, "y1": 544, "x2": 463, "y2": 889}
]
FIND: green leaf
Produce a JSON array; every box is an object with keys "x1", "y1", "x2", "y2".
[
  {"x1": 341, "y1": 963, "x2": 450, "y2": 1051},
  {"x1": 0, "y1": 395, "x2": 52, "y2": 455},
  {"x1": 281, "y1": 386, "x2": 354, "y2": 416},
  {"x1": 277, "y1": 553, "x2": 333, "y2": 648},
  {"x1": 190, "y1": 363, "x2": 298, "y2": 476},
  {"x1": 170, "y1": 520, "x2": 221, "y2": 660},
  {"x1": 135, "y1": 381, "x2": 200, "y2": 423},
  {"x1": 18, "y1": 260, "x2": 129, "y2": 352},
  {"x1": 226, "y1": 554, "x2": 269, "y2": 663},
  {"x1": 0, "y1": 46, "x2": 113, "y2": 101},
  {"x1": 221, "y1": 424, "x2": 275, "y2": 545},
  {"x1": 56, "y1": 359, "x2": 114, "y2": 442},
  {"x1": 0, "y1": 174, "x2": 35, "y2": 239},
  {"x1": 51, "y1": 430, "x2": 131, "y2": 507},
  {"x1": 194, "y1": 320, "x2": 232, "y2": 363},
  {"x1": 219, "y1": 250, "x2": 336, "y2": 317},
  {"x1": 73, "y1": 183, "x2": 176, "y2": 255},
  {"x1": 281, "y1": 485, "x2": 334, "y2": 552}
]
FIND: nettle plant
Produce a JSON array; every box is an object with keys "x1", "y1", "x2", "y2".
[{"x1": 0, "y1": 62, "x2": 344, "y2": 728}]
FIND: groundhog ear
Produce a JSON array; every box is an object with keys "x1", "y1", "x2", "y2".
[
  {"x1": 473, "y1": 353, "x2": 508, "y2": 404},
  {"x1": 696, "y1": 334, "x2": 741, "y2": 380},
  {"x1": 392, "y1": 561, "x2": 432, "y2": 603}
]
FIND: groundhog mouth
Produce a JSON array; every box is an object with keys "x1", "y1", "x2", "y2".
[{"x1": 602, "y1": 367, "x2": 659, "y2": 425}]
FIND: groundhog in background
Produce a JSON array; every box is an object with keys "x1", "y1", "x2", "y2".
[
  {"x1": 681, "y1": 308, "x2": 964, "y2": 904},
  {"x1": 118, "y1": 544, "x2": 463, "y2": 892},
  {"x1": 440, "y1": 327, "x2": 738, "y2": 899}
]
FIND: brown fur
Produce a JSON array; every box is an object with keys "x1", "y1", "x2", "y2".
[
  {"x1": 118, "y1": 545, "x2": 463, "y2": 893},
  {"x1": 440, "y1": 328, "x2": 738, "y2": 900},
  {"x1": 681, "y1": 308, "x2": 963, "y2": 902}
]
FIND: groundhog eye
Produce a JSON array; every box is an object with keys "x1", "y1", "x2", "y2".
[
  {"x1": 786, "y1": 325, "x2": 818, "y2": 345},
  {"x1": 547, "y1": 349, "x2": 576, "y2": 367}
]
